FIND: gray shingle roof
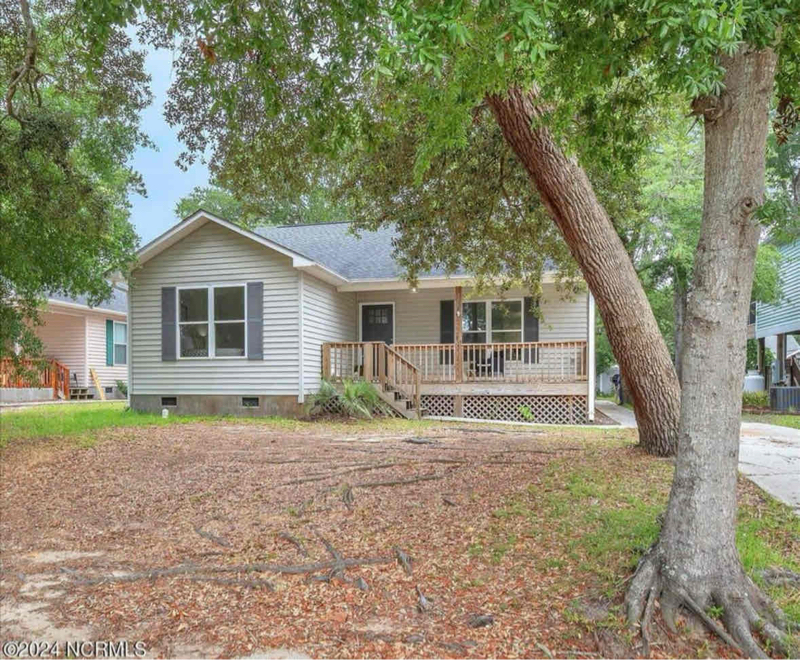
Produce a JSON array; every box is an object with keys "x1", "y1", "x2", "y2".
[
  {"x1": 256, "y1": 222, "x2": 467, "y2": 280},
  {"x1": 48, "y1": 286, "x2": 127, "y2": 313}
]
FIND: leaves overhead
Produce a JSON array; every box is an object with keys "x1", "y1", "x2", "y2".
[
  {"x1": 73, "y1": 0, "x2": 799, "y2": 291},
  {"x1": 0, "y1": 0, "x2": 151, "y2": 358}
]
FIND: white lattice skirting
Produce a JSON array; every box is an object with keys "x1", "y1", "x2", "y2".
[
  {"x1": 420, "y1": 395, "x2": 455, "y2": 417},
  {"x1": 422, "y1": 394, "x2": 588, "y2": 425}
]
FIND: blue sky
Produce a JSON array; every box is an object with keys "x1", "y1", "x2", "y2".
[{"x1": 128, "y1": 46, "x2": 209, "y2": 245}]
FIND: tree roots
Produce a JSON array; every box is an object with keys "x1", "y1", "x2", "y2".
[{"x1": 626, "y1": 549, "x2": 794, "y2": 658}]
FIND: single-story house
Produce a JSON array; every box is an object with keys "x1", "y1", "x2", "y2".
[
  {"x1": 128, "y1": 210, "x2": 596, "y2": 424},
  {"x1": 0, "y1": 288, "x2": 129, "y2": 403}
]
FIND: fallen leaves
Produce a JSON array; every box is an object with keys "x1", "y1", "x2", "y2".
[{"x1": 0, "y1": 420, "x2": 654, "y2": 658}]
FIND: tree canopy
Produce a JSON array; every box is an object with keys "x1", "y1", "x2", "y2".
[
  {"x1": 0, "y1": 0, "x2": 149, "y2": 358},
  {"x1": 174, "y1": 183, "x2": 352, "y2": 227}
]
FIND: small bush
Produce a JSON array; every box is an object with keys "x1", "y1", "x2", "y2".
[
  {"x1": 742, "y1": 390, "x2": 769, "y2": 409},
  {"x1": 116, "y1": 380, "x2": 128, "y2": 397},
  {"x1": 307, "y1": 378, "x2": 389, "y2": 419}
]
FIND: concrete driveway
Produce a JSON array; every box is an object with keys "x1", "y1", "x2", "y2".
[
  {"x1": 739, "y1": 422, "x2": 800, "y2": 514},
  {"x1": 597, "y1": 401, "x2": 800, "y2": 514}
]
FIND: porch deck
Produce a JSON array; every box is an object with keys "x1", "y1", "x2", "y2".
[
  {"x1": 0, "y1": 358, "x2": 70, "y2": 401},
  {"x1": 322, "y1": 340, "x2": 590, "y2": 424},
  {"x1": 323, "y1": 340, "x2": 587, "y2": 391}
]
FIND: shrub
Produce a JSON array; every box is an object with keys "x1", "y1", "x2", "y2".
[
  {"x1": 745, "y1": 339, "x2": 775, "y2": 372},
  {"x1": 307, "y1": 378, "x2": 388, "y2": 419},
  {"x1": 115, "y1": 380, "x2": 128, "y2": 397},
  {"x1": 742, "y1": 390, "x2": 769, "y2": 409}
]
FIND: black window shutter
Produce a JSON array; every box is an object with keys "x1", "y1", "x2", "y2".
[
  {"x1": 440, "y1": 300, "x2": 454, "y2": 365},
  {"x1": 247, "y1": 281, "x2": 264, "y2": 360},
  {"x1": 161, "y1": 287, "x2": 177, "y2": 361},
  {"x1": 523, "y1": 296, "x2": 539, "y2": 363}
]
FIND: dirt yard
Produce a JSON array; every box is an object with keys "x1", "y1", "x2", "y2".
[{"x1": 0, "y1": 420, "x2": 796, "y2": 658}]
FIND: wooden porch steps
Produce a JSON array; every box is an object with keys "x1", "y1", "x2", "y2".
[
  {"x1": 69, "y1": 387, "x2": 95, "y2": 401},
  {"x1": 378, "y1": 383, "x2": 425, "y2": 420}
]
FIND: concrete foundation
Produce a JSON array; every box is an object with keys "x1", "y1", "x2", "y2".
[
  {"x1": 130, "y1": 394, "x2": 304, "y2": 418},
  {"x1": 0, "y1": 388, "x2": 54, "y2": 403}
]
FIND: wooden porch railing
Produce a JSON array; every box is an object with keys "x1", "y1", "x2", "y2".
[
  {"x1": 394, "y1": 340, "x2": 588, "y2": 384},
  {"x1": 322, "y1": 342, "x2": 421, "y2": 415},
  {"x1": 322, "y1": 340, "x2": 587, "y2": 386},
  {"x1": 0, "y1": 357, "x2": 70, "y2": 400}
]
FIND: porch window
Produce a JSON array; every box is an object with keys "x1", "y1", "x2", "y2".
[
  {"x1": 491, "y1": 301, "x2": 523, "y2": 343},
  {"x1": 178, "y1": 285, "x2": 246, "y2": 358},
  {"x1": 460, "y1": 300, "x2": 523, "y2": 343},
  {"x1": 113, "y1": 322, "x2": 127, "y2": 365},
  {"x1": 462, "y1": 302, "x2": 487, "y2": 343}
]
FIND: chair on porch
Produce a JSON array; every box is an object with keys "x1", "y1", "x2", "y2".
[{"x1": 469, "y1": 348, "x2": 505, "y2": 378}]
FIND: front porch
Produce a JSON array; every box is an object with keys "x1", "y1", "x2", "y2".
[
  {"x1": 318, "y1": 283, "x2": 595, "y2": 424},
  {"x1": 322, "y1": 339, "x2": 590, "y2": 423}
]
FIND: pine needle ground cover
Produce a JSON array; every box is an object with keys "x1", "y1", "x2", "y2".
[{"x1": 0, "y1": 420, "x2": 796, "y2": 658}]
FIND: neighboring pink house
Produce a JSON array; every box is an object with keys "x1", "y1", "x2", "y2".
[{"x1": 0, "y1": 287, "x2": 129, "y2": 403}]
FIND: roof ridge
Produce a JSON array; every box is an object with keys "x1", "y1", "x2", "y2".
[{"x1": 267, "y1": 220, "x2": 355, "y2": 229}]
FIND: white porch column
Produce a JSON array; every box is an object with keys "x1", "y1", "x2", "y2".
[{"x1": 587, "y1": 292, "x2": 596, "y2": 422}]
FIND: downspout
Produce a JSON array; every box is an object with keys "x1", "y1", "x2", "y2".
[
  {"x1": 84, "y1": 316, "x2": 89, "y2": 389},
  {"x1": 297, "y1": 272, "x2": 305, "y2": 404},
  {"x1": 587, "y1": 292, "x2": 596, "y2": 422},
  {"x1": 127, "y1": 282, "x2": 132, "y2": 408}
]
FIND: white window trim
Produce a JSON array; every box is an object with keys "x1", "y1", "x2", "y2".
[
  {"x1": 113, "y1": 321, "x2": 128, "y2": 366},
  {"x1": 176, "y1": 284, "x2": 248, "y2": 360},
  {"x1": 461, "y1": 298, "x2": 524, "y2": 344}
]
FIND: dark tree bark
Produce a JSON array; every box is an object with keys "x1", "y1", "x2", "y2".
[
  {"x1": 487, "y1": 90, "x2": 680, "y2": 456},
  {"x1": 626, "y1": 47, "x2": 791, "y2": 657}
]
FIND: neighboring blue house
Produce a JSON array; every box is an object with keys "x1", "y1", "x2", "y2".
[{"x1": 755, "y1": 237, "x2": 800, "y2": 386}]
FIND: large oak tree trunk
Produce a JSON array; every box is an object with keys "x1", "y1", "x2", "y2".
[
  {"x1": 626, "y1": 47, "x2": 789, "y2": 657},
  {"x1": 487, "y1": 90, "x2": 680, "y2": 456}
]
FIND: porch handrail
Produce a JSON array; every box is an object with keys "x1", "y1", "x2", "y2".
[
  {"x1": 394, "y1": 340, "x2": 588, "y2": 384},
  {"x1": 321, "y1": 342, "x2": 421, "y2": 417},
  {"x1": 0, "y1": 357, "x2": 70, "y2": 399},
  {"x1": 380, "y1": 343, "x2": 421, "y2": 417}
]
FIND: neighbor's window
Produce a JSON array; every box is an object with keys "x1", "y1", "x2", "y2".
[
  {"x1": 178, "y1": 286, "x2": 246, "y2": 358},
  {"x1": 113, "y1": 322, "x2": 128, "y2": 365},
  {"x1": 490, "y1": 300, "x2": 523, "y2": 343}
]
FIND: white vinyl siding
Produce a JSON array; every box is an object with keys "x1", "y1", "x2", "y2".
[
  {"x1": 756, "y1": 239, "x2": 800, "y2": 338},
  {"x1": 302, "y1": 274, "x2": 357, "y2": 393},
  {"x1": 37, "y1": 311, "x2": 86, "y2": 387},
  {"x1": 130, "y1": 220, "x2": 299, "y2": 395},
  {"x1": 87, "y1": 314, "x2": 128, "y2": 388},
  {"x1": 355, "y1": 284, "x2": 588, "y2": 343}
]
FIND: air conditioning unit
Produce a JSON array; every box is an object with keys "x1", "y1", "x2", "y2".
[{"x1": 770, "y1": 387, "x2": 800, "y2": 412}]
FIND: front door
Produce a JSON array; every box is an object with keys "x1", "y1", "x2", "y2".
[{"x1": 361, "y1": 304, "x2": 394, "y2": 345}]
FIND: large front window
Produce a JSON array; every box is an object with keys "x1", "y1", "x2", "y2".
[
  {"x1": 461, "y1": 299, "x2": 523, "y2": 343},
  {"x1": 178, "y1": 286, "x2": 246, "y2": 358}
]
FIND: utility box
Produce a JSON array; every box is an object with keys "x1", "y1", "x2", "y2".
[{"x1": 770, "y1": 386, "x2": 800, "y2": 412}]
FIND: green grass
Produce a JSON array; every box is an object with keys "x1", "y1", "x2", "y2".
[
  {"x1": 0, "y1": 402, "x2": 447, "y2": 449},
  {"x1": 0, "y1": 403, "x2": 205, "y2": 447},
  {"x1": 473, "y1": 446, "x2": 800, "y2": 640},
  {"x1": 742, "y1": 412, "x2": 800, "y2": 430}
]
